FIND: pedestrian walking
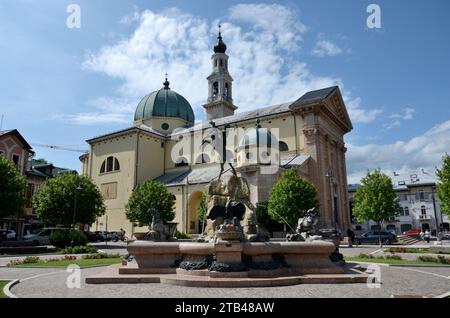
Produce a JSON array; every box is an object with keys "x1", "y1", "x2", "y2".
[{"x1": 347, "y1": 228, "x2": 355, "y2": 247}]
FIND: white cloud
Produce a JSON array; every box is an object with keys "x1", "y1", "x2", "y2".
[
  {"x1": 62, "y1": 5, "x2": 378, "y2": 125},
  {"x1": 384, "y1": 107, "x2": 416, "y2": 130},
  {"x1": 228, "y1": 3, "x2": 307, "y2": 51},
  {"x1": 119, "y1": 5, "x2": 140, "y2": 25},
  {"x1": 346, "y1": 97, "x2": 383, "y2": 124},
  {"x1": 390, "y1": 107, "x2": 415, "y2": 120},
  {"x1": 347, "y1": 119, "x2": 450, "y2": 183},
  {"x1": 312, "y1": 40, "x2": 343, "y2": 57}
]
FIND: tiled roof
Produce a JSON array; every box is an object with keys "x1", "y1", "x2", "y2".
[
  {"x1": 390, "y1": 171, "x2": 438, "y2": 190},
  {"x1": 155, "y1": 154, "x2": 310, "y2": 186}
]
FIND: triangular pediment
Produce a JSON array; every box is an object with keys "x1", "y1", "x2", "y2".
[{"x1": 323, "y1": 87, "x2": 353, "y2": 132}]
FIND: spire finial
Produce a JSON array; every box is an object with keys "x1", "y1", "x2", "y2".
[
  {"x1": 163, "y1": 73, "x2": 170, "y2": 89},
  {"x1": 213, "y1": 22, "x2": 227, "y2": 53}
]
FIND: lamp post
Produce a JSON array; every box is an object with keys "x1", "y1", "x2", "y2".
[
  {"x1": 431, "y1": 185, "x2": 441, "y2": 236},
  {"x1": 71, "y1": 185, "x2": 83, "y2": 247}
]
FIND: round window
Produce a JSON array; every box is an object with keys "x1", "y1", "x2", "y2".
[{"x1": 161, "y1": 123, "x2": 169, "y2": 130}]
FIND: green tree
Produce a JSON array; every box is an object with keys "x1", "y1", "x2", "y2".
[
  {"x1": 255, "y1": 201, "x2": 283, "y2": 233},
  {"x1": 0, "y1": 155, "x2": 26, "y2": 219},
  {"x1": 268, "y1": 169, "x2": 319, "y2": 229},
  {"x1": 437, "y1": 153, "x2": 450, "y2": 218},
  {"x1": 33, "y1": 173, "x2": 105, "y2": 226},
  {"x1": 353, "y1": 169, "x2": 402, "y2": 246},
  {"x1": 125, "y1": 180, "x2": 175, "y2": 227}
]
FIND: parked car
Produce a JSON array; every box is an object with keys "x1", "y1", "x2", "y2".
[
  {"x1": 23, "y1": 227, "x2": 65, "y2": 245},
  {"x1": 403, "y1": 228, "x2": 421, "y2": 235},
  {"x1": 84, "y1": 231, "x2": 102, "y2": 242},
  {"x1": 94, "y1": 231, "x2": 113, "y2": 242},
  {"x1": 0, "y1": 229, "x2": 16, "y2": 241},
  {"x1": 354, "y1": 231, "x2": 397, "y2": 245}
]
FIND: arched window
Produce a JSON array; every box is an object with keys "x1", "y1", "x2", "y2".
[
  {"x1": 175, "y1": 157, "x2": 189, "y2": 167},
  {"x1": 214, "y1": 59, "x2": 217, "y2": 67},
  {"x1": 421, "y1": 205, "x2": 426, "y2": 215},
  {"x1": 212, "y1": 82, "x2": 219, "y2": 95},
  {"x1": 195, "y1": 154, "x2": 210, "y2": 164},
  {"x1": 279, "y1": 141, "x2": 289, "y2": 152},
  {"x1": 100, "y1": 156, "x2": 120, "y2": 174},
  {"x1": 220, "y1": 59, "x2": 223, "y2": 67}
]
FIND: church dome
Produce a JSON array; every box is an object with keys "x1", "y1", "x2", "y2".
[
  {"x1": 134, "y1": 78, "x2": 195, "y2": 124},
  {"x1": 238, "y1": 124, "x2": 277, "y2": 148},
  {"x1": 214, "y1": 31, "x2": 227, "y2": 54}
]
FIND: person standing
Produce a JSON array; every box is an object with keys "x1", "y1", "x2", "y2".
[
  {"x1": 347, "y1": 228, "x2": 355, "y2": 247},
  {"x1": 424, "y1": 229, "x2": 431, "y2": 244}
]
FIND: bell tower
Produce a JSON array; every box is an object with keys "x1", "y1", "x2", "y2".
[{"x1": 203, "y1": 25, "x2": 237, "y2": 120}]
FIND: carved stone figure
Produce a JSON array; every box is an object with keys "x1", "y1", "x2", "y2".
[
  {"x1": 145, "y1": 208, "x2": 168, "y2": 241},
  {"x1": 202, "y1": 174, "x2": 267, "y2": 242}
]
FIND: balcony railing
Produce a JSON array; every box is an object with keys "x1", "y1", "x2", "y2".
[{"x1": 418, "y1": 214, "x2": 431, "y2": 220}]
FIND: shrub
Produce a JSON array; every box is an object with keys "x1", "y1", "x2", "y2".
[
  {"x1": 7, "y1": 256, "x2": 40, "y2": 267},
  {"x1": 357, "y1": 253, "x2": 374, "y2": 259},
  {"x1": 50, "y1": 230, "x2": 87, "y2": 248},
  {"x1": 81, "y1": 253, "x2": 121, "y2": 259},
  {"x1": 173, "y1": 230, "x2": 192, "y2": 239},
  {"x1": 62, "y1": 245, "x2": 97, "y2": 254},
  {"x1": 385, "y1": 254, "x2": 402, "y2": 260},
  {"x1": 418, "y1": 255, "x2": 450, "y2": 264}
]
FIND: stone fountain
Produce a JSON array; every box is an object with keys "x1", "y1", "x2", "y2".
[{"x1": 86, "y1": 174, "x2": 367, "y2": 287}]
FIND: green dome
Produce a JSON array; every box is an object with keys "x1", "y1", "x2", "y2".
[
  {"x1": 134, "y1": 79, "x2": 195, "y2": 124},
  {"x1": 239, "y1": 127, "x2": 277, "y2": 148}
]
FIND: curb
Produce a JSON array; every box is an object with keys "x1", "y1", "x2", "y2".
[
  {"x1": 8, "y1": 264, "x2": 118, "y2": 269},
  {"x1": 345, "y1": 260, "x2": 450, "y2": 268},
  {"x1": 3, "y1": 279, "x2": 19, "y2": 298},
  {"x1": 435, "y1": 291, "x2": 450, "y2": 298}
]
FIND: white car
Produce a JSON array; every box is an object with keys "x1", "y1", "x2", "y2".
[
  {"x1": 23, "y1": 228, "x2": 62, "y2": 245},
  {"x1": 0, "y1": 229, "x2": 16, "y2": 240}
]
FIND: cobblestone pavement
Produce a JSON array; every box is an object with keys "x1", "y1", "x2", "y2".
[{"x1": 5, "y1": 263, "x2": 449, "y2": 298}]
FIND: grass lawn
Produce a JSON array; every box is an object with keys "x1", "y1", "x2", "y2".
[
  {"x1": 0, "y1": 280, "x2": 11, "y2": 298},
  {"x1": 345, "y1": 256, "x2": 450, "y2": 266},
  {"x1": 15, "y1": 257, "x2": 122, "y2": 268}
]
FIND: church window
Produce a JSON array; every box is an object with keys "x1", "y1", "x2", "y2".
[
  {"x1": 100, "y1": 156, "x2": 121, "y2": 174},
  {"x1": 279, "y1": 141, "x2": 289, "y2": 152},
  {"x1": 195, "y1": 154, "x2": 211, "y2": 164},
  {"x1": 175, "y1": 157, "x2": 189, "y2": 167},
  {"x1": 106, "y1": 156, "x2": 114, "y2": 172},
  {"x1": 220, "y1": 59, "x2": 223, "y2": 67},
  {"x1": 225, "y1": 82, "x2": 229, "y2": 97},
  {"x1": 213, "y1": 82, "x2": 219, "y2": 95},
  {"x1": 214, "y1": 59, "x2": 217, "y2": 67}
]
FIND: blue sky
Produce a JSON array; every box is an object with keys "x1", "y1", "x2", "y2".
[{"x1": 1, "y1": 0, "x2": 449, "y2": 182}]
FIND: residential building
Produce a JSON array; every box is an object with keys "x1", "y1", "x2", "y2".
[{"x1": 349, "y1": 170, "x2": 450, "y2": 235}]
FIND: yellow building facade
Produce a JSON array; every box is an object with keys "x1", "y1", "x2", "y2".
[{"x1": 80, "y1": 32, "x2": 353, "y2": 236}]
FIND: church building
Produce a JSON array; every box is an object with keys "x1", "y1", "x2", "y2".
[{"x1": 80, "y1": 30, "x2": 353, "y2": 236}]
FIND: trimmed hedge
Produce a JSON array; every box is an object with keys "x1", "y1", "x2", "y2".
[{"x1": 50, "y1": 230, "x2": 87, "y2": 248}]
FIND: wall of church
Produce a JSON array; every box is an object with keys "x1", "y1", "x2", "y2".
[
  {"x1": 136, "y1": 133, "x2": 165, "y2": 184},
  {"x1": 88, "y1": 133, "x2": 137, "y2": 234}
]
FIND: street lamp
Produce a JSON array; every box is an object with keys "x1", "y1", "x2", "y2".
[{"x1": 71, "y1": 185, "x2": 83, "y2": 247}]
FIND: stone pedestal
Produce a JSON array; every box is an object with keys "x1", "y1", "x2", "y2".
[{"x1": 214, "y1": 241, "x2": 243, "y2": 263}]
